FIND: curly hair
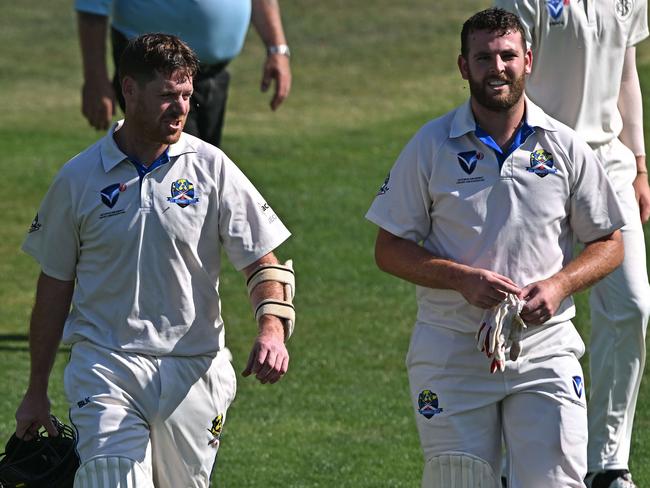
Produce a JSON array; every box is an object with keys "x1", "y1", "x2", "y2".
[
  {"x1": 460, "y1": 8, "x2": 526, "y2": 58},
  {"x1": 119, "y1": 33, "x2": 199, "y2": 85}
]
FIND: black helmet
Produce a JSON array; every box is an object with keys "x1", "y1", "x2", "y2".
[{"x1": 0, "y1": 416, "x2": 79, "y2": 487}]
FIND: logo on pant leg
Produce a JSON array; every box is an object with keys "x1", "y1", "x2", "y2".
[
  {"x1": 208, "y1": 413, "x2": 224, "y2": 448},
  {"x1": 572, "y1": 376, "x2": 583, "y2": 399},
  {"x1": 418, "y1": 389, "x2": 444, "y2": 419}
]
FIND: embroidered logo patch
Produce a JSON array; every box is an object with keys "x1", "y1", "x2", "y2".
[
  {"x1": 546, "y1": 0, "x2": 565, "y2": 20},
  {"x1": 167, "y1": 178, "x2": 199, "y2": 208},
  {"x1": 418, "y1": 389, "x2": 444, "y2": 419},
  {"x1": 527, "y1": 149, "x2": 558, "y2": 177},
  {"x1": 572, "y1": 376, "x2": 584, "y2": 398},
  {"x1": 377, "y1": 172, "x2": 390, "y2": 195},
  {"x1": 28, "y1": 214, "x2": 42, "y2": 233},
  {"x1": 208, "y1": 413, "x2": 224, "y2": 448},
  {"x1": 457, "y1": 151, "x2": 484, "y2": 175},
  {"x1": 100, "y1": 183, "x2": 127, "y2": 208},
  {"x1": 615, "y1": 0, "x2": 634, "y2": 20}
]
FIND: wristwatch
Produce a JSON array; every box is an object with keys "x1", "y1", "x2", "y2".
[{"x1": 267, "y1": 44, "x2": 291, "y2": 57}]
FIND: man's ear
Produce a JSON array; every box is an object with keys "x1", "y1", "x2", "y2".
[
  {"x1": 121, "y1": 76, "x2": 137, "y2": 101},
  {"x1": 458, "y1": 54, "x2": 469, "y2": 81}
]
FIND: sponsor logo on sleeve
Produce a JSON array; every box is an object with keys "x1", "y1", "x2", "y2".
[
  {"x1": 377, "y1": 172, "x2": 390, "y2": 195},
  {"x1": 28, "y1": 214, "x2": 42, "y2": 233},
  {"x1": 418, "y1": 389, "x2": 444, "y2": 419},
  {"x1": 167, "y1": 178, "x2": 200, "y2": 208}
]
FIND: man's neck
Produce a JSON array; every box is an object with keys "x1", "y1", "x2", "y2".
[
  {"x1": 114, "y1": 121, "x2": 168, "y2": 167},
  {"x1": 470, "y1": 98, "x2": 526, "y2": 150}
]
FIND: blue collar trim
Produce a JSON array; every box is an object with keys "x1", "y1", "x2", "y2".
[
  {"x1": 475, "y1": 122, "x2": 535, "y2": 167},
  {"x1": 129, "y1": 148, "x2": 171, "y2": 180}
]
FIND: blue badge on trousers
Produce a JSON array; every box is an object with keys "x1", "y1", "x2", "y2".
[{"x1": 572, "y1": 376, "x2": 583, "y2": 399}]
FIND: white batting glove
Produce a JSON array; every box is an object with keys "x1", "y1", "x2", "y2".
[{"x1": 476, "y1": 294, "x2": 527, "y2": 373}]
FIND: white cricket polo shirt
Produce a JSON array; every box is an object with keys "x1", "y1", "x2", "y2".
[
  {"x1": 366, "y1": 98, "x2": 625, "y2": 333},
  {"x1": 23, "y1": 121, "x2": 291, "y2": 356},
  {"x1": 495, "y1": 0, "x2": 649, "y2": 146}
]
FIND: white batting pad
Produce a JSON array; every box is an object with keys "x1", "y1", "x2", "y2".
[
  {"x1": 74, "y1": 456, "x2": 153, "y2": 488},
  {"x1": 422, "y1": 452, "x2": 500, "y2": 488}
]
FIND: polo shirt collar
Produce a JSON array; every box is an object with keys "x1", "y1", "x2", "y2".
[
  {"x1": 100, "y1": 119, "x2": 199, "y2": 173},
  {"x1": 449, "y1": 95, "x2": 558, "y2": 139}
]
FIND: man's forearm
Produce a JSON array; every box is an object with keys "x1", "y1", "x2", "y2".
[
  {"x1": 27, "y1": 273, "x2": 74, "y2": 392},
  {"x1": 549, "y1": 231, "x2": 623, "y2": 300},
  {"x1": 251, "y1": 0, "x2": 288, "y2": 48},
  {"x1": 77, "y1": 11, "x2": 110, "y2": 83},
  {"x1": 374, "y1": 228, "x2": 473, "y2": 291}
]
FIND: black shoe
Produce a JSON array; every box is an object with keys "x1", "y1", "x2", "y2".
[{"x1": 585, "y1": 470, "x2": 637, "y2": 488}]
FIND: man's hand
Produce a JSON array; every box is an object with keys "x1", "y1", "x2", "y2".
[
  {"x1": 242, "y1": 317, "x2": 289, "y2": 384},
  {"x1": 81, "y1": 78, "x2": 115, "y2": 131},
  {"x1": 633, "y1": 172, "x2": 650, "y2": 223},
  {"x1": 459, "y1": 268, "x2": 521, "y2": 309},
  {"x1": 15, "y1": 388, "x2": 58, "y2": 440},
  {"x1": 261, "y1": 53, "x2": 291, "y2": 110},
  {"x1": 519, "y1": 277, "x2": 567, "y2": 325}
]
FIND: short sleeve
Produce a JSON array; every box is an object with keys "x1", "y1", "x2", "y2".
[
  {"x1": 22, "y1": 171, "x2": 80, "y2": 281},
  {"x1": 628, "y1": 0, "x2": 649, "y2": 47},
  {"x1": 217, "y1": 158, "x2": 291, "y2": 270},
  {"x1": 365, "y1": 131, "x2": 433, "y2": 243},
  {"x1": 569, "y1": 143, "x2": 626, "y2": 243}
]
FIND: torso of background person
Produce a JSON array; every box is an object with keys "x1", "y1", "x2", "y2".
[
  {"x1": 75, "y1": 0, "x2": 252, "y2": 64},
  {"x1": 495, "y1": 0, "x2": 649, "y2": 146}
]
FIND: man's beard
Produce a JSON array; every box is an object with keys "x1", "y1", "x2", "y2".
[{"x1": 468, "y1": 71, "x2": 525, "y2": 111}]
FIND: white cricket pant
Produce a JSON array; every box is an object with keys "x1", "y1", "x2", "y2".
[
  {"x1": 64, "y1": 341, "x2": 237, "y2": 487},
  {"x1": 588, "y1": 139, "x2": 650, "y2": 472},
  {"x1": 407, "y1": 321, "x2": 588, "y2": 488}
]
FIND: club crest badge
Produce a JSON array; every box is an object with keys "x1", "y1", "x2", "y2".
[
  {"x1": 457, "y1": 151, "x2": 484, "y2": 175},
  {"x1": 167, "y1": 178, "x2": 200, "y2": 208},
  {"x1": 208, "y1": 413, "x2": 224, "y2": 448},
  {"x1": 615, "y1": 0, "x2": 634, "y2": 20},
  {"x1": 100, "y1": 183, "x2": 127, "y2": 208},
  {"x1": 546, "y1": 0, "x2": 566, "y2": 20},
  {"x1": 28, "y1": 213, "x2": 42, "y2": 233},
  {"x1": 527, "y1": 149, "x2": 558, "y2": 177},
  {"x1": 572, "y1": 376, "x2": 584, "y2": 399},
  {"x1": 418, "y1": 389, "x2": 444, "y2": 419},
  {"x1": 377, "y1": 172, "x2": 390, "y2": 195}
]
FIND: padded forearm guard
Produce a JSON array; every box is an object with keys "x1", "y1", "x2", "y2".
[{"x1": 247, "y1": 259, "x2": 295, "y2": 340}]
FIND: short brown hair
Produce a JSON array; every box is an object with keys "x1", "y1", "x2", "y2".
[
  {"x1": 119, "y1": 33, "x2": 199, "y2": 85},
  {"x1": 460, "y1": 8, "x2": 526, "y2": 58}
]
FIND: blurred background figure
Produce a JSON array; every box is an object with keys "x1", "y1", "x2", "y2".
[{"x1": 76, "y1": 0, "x2": 292, "y2": 147}]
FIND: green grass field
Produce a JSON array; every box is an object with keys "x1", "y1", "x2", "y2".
[{"x1": 1, "y1": 1, "x2": 649, "y2": 486}]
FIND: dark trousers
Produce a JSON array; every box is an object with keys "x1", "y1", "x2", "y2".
[{"x1": 111, "y1": 28, "x2": 230, "y2": 147}]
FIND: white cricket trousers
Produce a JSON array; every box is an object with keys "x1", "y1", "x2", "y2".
[
  {"x1": 64, "y1": 341, "x2": 237, "y2": 487},
  {"x1": 407, "y1": 321, "x2": 588, "y2": 488},
  {"x1": 588, "y1": 139, "x2": 650, "y2": 472}
]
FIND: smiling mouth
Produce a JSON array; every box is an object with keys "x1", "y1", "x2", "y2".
[{"x1": 487, "y1": 79, "x2": 509, "y2": 87}]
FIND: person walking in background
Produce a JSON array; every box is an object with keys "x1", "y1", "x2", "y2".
[
  {"x1": 77, "y1": 0, "x2": 292, "y2": 147},
  {"x1": 494, "y1": 0, "x2": 650, "y2": 486},
  {"x1": 367, "y1": 8, "x2": 625, "y2": 487}
]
